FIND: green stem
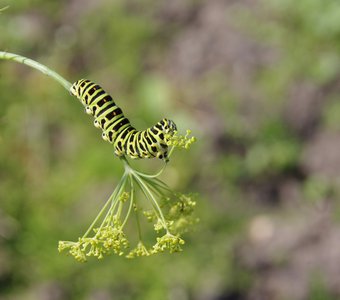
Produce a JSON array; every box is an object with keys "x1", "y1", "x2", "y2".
[
  {"x1": 131, "y1": 186, "x2": 142, "y2": 242},
  {"x1": 132, "y1": 172, "x2": 169, "y2": 231},
  {"x1": 134, "y1": 163, "x2": 167, "y2": 178},
  {"x1": 134, "y1": 168, "x2": 165, "y2": 179},
  {"x1": 121, "y1": 155, "x2": 168, "y2": 179},
  {"x1": 121, "y1": 156, "x2": 169, "y2": 229},
  {"x1": 132, "y1": 176, "x2": 160, "y2": 219},
  {"x1": 134, "y1": 200, "x2": 143, "y2": 242},
  {"x1": 121, "y1": 175, "x2": 135, "y2": 228},
  {"x1": 0, "y1": 51, "x2": 72, "y2": 91},
  {"x1": 82, "y1": 191, "x2": 114, "y2": 239},
  {"x1": 116, "y1": 199, "x2": 124, "y2": 220},
  {"x1": 141, "y1": 176, "x2": 171, "y2": 194},
  {"x1": 83, "y1": 174, "x2": 126, "y2": 238},
  {"x1": 99, "y1": 173, "x2": 128, "y2": 230},
  {"x1": 167, "y1": 146, "x2": 176, "y2": 160}
]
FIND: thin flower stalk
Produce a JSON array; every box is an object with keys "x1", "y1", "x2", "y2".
[{"x1": 0, "y1": 51, "x2": 71, "y2": 90}]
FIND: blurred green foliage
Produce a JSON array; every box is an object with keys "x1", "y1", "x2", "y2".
[{"x1": 1, "y1": 0, "x2": 340, "y2": 299}]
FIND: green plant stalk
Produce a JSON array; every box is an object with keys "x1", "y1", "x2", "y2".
[
  {"x1": 121, "y1": 157, "x2": 168, "y2": 229},
  {"x1": 121, "y1": 176, "x2": 135, "y2": 228},
  {"x1": 95, "y1": 173, "x2": 128, "y2": 233},
  {"x1": 134, "y1": 207, "x2": 143, "y2": 242},
  {"x1": 0, "y1": 51, "x2": 72, "y2": 90},
  {"x1": 106, "y1": 172, "x2": 129, "y2": 221},
  {"x1": 134, "y1": 163, "x2": 168, "y2": 178},
  {"x1": 82, "y1": 173, "x2": 127, "y2": 238},
  {"x1": 82, "y1": 190, "x2": 115, "y2": 239},
  {"x1": 133, "y1": 172, "x2": 169, "y2": 230}
]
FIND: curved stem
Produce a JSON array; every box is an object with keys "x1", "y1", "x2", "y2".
[
  {"x1": 121, "y1": 155, "x2": 167, "y2": 178},
  {"x1": 134, "y1": 163, "x2": 167, "y2": 178},
  {"x1": 0, "y1": 51, "x2": 72, "y2": 91}
]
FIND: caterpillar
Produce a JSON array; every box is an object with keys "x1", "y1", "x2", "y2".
[{"x1": 70, "y1": 79, "x2": 177, "y2": 161}]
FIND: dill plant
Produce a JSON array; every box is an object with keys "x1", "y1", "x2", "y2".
[{"x1": 0, "y1": 51, "x2": 197, "y2": 261}]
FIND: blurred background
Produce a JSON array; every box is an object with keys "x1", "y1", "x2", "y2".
[{"x1": 1, "y1": 0, "x2": 340, "y2": 299}]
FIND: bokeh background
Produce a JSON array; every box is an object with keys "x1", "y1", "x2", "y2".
[{"x1": 1, "y1": 0, "x2": 340, "y2": 299}]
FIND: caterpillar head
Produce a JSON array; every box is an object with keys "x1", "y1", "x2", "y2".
[
  {"x1": 70, "y1": 79, "x2": 91, "y2": 98},
  {"x1": 69, "y1": 80, "x2": 80, "y2": 96},
  {"x1": 161, "y1": 118, "x2": 177, "y2": 135}
]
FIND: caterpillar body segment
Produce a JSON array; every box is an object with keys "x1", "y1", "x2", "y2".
[{"x1": 70, "y1": 79, "x2": 176, "y2": 161}]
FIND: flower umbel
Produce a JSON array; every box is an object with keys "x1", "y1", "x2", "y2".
[
  {"x1": 58, "y1": 131, "x2": 197, "y2": 262},
  {"x1": 0, "y1": 52, "x2": 197, "y2": 262},
  {"x1": 167, "y1": 130, "x2": 196, "y2": 150},
  {"x1": 126, "y1": 241, "x2": 150, "y2": 258},
  {"x1": 152, "y1": 233, "x2": 185, "y2": 254}
]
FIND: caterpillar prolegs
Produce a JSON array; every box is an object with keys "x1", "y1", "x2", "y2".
[{"x1": 70, "y1": 79, "x2": 177, "y2": 161}]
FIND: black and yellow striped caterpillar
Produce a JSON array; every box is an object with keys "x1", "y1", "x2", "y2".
[{"x1": 70, "y1": 79, "x2": 177, "y2": 161}]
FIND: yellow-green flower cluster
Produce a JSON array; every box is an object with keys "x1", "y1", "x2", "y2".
[
  {"x1": 168, "y1": 130, "x2": 196, "y2": 150},
  {"x1": 165, "y1": 194, "x2": 199, "y2": 234},
  {"x1": 126, "y1": 242, "x2": 150, "y2": 258},
  {"x1": 58, "y1": 225, "x2": 129, "y2": 262},
  {"x1": 144, "y1": 193, "x2": 198, "y2": 235},
  {"x1": 152, "y1": 233, "x2": 185, "y2": 254},
  {"x1": 58, "y1": 130, "x2": 197, "y2": 262}
]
